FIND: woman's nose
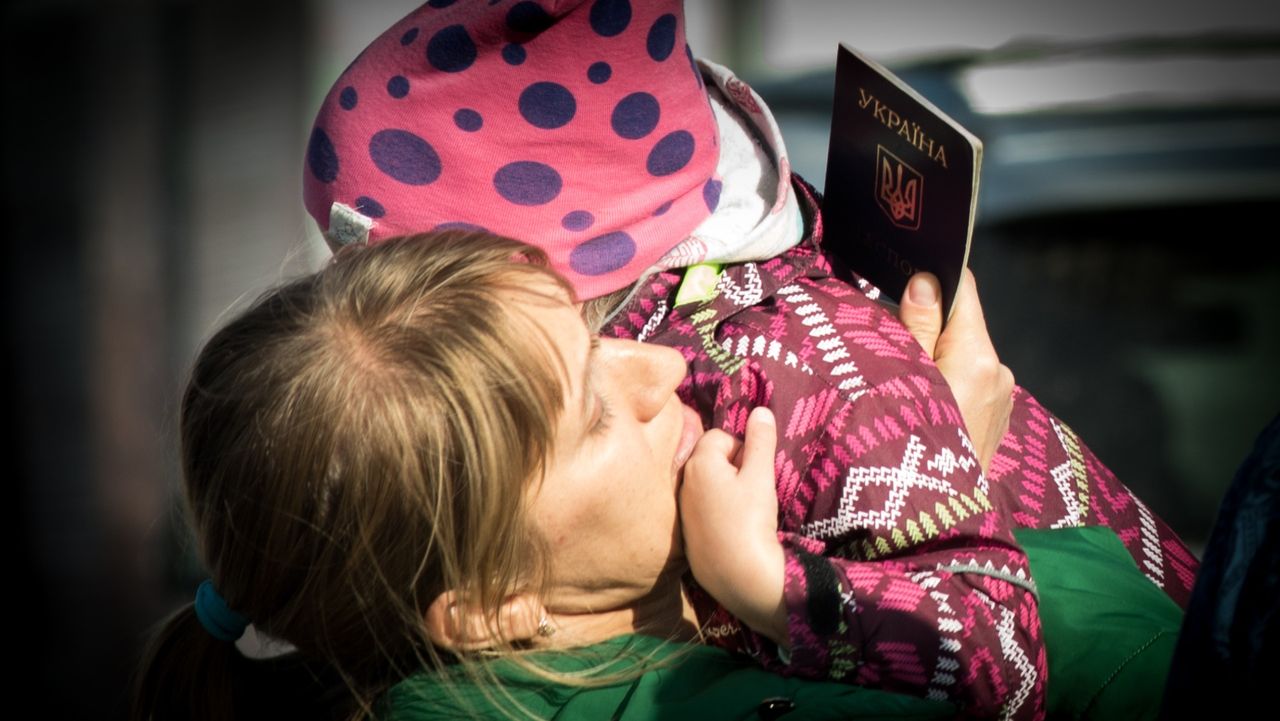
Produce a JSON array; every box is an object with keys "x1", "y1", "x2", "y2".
[{"x1": 602, "y1": 340, "x2": 686, "y2": 422}]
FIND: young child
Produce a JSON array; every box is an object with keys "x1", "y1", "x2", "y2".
[{"x1": 302, "y1": 2, "x2": 1199, "y2": 718}]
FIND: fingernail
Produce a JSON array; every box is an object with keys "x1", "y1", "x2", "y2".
[
  {"x1": 908, "y1": 276, "x2": 939, "y2": 307},
  {"x1": 751, "y1": 406, "x2": 774, "y2": 425}
]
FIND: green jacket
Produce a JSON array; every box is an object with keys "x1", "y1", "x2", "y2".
[
  {"x1": 378, "y1": 527, "x2": 1184, "y2": 720},
  {"x1": 379, "y1": 632, "x2": 952, "y2": 720},
  {"x1": 1016, "y1": 526, "x2": 1184, "y2": 721}
]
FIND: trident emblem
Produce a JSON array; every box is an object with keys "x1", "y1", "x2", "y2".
[{"x1": 875, "y1": 145, "x2": 922, "y2": 230}]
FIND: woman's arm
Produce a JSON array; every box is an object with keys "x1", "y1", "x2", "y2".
[
  {"x1": 900, "y1": 269, "x2": 1198, "y2": 609},
  {"x1": 897, "y1": 269, "x2": 1014, "y2": 475}
]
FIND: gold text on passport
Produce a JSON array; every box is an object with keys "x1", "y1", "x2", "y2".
[{"x1": 857, "y1": 88, "x2": 950, "y2": 169}]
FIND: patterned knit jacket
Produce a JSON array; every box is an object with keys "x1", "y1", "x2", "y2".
[{"x1": 601, "y1": 178, "x2": 1199, "y2": 720}]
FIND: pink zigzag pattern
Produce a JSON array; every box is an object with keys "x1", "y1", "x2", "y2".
[
  {"x1": 875, "y1": 642, "x2": 929, "y2": 686},
  {"x1": 785, "y1": 388, "x2": 839, "y2": 440},
  {"x1": 881, "y1": 577, "x2": 929, "y2": 611}
]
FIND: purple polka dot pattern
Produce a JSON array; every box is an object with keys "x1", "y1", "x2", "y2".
[
  {"x1": 493, "y1": 161, "x2": 562, "y2": 205},
  {"x1": 702, "y1": 178, "x2": 721, "y2": 212},
  {"x1": 519, "y1": 82, "x2": 576, "y2": 129},
  {"x1": 646, "y1": 14, "x2": 677, "y2": 62},
  {"x1": 587, "y1": 61, "x2": 611, "y2": 84},
  {"x1": 570, "y1": 231, "x2": 635, "y2": 276},
  {"x1": 355, "y1": 196, "x2": 386, "y2": 218},
  {"x1": 369, "y1": 129, "x2": 442, "y2": 186},
  {"x1": 307, "y1": 128, "x2": 339, "y2": 183},
  {"x1": 589, "y1": 0, "x2": 631, "y2": 37},
  {"x1": 646, "y1": 130, "x2": 694, "y2": 176},
  {"x1": 502, "y1": 43, "x2": 527, "y2": 65},
  {"x1": 303, "y1": 0, "x2": 722, "y2": 302},
  {"x1": 427, "y1": 25, "x2": 477, "y2": 73},
  {"x1": 506, "y1": 2, "x2": 554, "y2": 38},
  {"x1": 611, "y1": 92, "x2": 659, "y2": 140},
  {"x1": 339, "y1": 86, "x2": 358, "y2": 110},
  {"x1": 433, "y1": 221, "x2": 489, "y2": 233},
  {"x1": 454, "y1": 108, "x2": 483, "y2": 131},
  {"x1": 387, "y1": 75, "x2": 410, "y2": 98},
  {"x1": 561, "y1": 210, "x2": 595, "y2": 231}
]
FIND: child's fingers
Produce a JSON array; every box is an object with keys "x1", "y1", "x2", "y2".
[
  {"x1": 687, "y1": 409, "x2": 775, "y2": 478},
  {"x1": 739, "y1": 407, "x2": 777, "y2": 475},
  {"x1": 690, "y1": 427, "x2": 741, "y2": 465}
]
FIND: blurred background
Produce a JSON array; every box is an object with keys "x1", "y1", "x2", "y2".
[{"x1": 5, "y1": 0, "x2": 1278, "y2": 717}]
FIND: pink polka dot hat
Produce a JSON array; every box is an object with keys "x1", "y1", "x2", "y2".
[{"x1": 303, "y1": 0, "x2": 721, "y2": 301}]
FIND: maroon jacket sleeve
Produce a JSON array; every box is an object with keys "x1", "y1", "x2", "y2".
[
  {"x1": 993, "y1": 386, "x2": 1199, "y2": 608},
  {"x1": 700, "y1": 271, "x2": 1046, "y2": 720},
  {"x1": 602, "y1": 179, "x2": 1195, "y2": 719}
]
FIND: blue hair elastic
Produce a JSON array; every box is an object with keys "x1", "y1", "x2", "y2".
[{"x1": 194, "y1": 579, "x2": 250, "y2": 642}]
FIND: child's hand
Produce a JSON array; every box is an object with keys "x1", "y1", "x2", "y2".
[{"x1": 679, "y1": 406, "x2": 789, "y2": 649}]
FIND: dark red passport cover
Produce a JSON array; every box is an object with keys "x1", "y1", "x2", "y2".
[{"x1": 822, "y1": 44, "x2": 983, "y2": 324}]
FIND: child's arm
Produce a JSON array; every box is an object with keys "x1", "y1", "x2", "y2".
[
  {"x1": 680, "y1": 407, "x2": 1042, "y2": 720},
  {"x1": 681, "y1": 268, "x2": 1020, "y2": 654},
  {"x1": 680, "y1": 268, "x2": 1044, "y2": 719},
  {"x1": 681, "y1": 406, "x2": 789, "y2": 647}
]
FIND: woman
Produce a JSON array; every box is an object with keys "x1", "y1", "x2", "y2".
[
  {"x1": 305, "y1": 5, "x2": 1205, "y2": 710},
  {"x1": 130, "y1": 230, "x2": 1011, "y2": 720}
]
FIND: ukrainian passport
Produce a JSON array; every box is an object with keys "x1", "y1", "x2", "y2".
[{"x1": 822, "y1": 44, "x2": 983, "y2": 325}]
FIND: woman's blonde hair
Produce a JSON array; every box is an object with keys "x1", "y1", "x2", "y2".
[{"x1": 131, "y1": 231, "x2": 575, "y2": 720}]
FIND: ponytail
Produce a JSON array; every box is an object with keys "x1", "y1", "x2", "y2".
[
  {"x1": 130, "y1": 601, "x2": 354, "y2": 720},
  {"x1": 131, "y1": 604, "x2": 242, "y2": 720}
]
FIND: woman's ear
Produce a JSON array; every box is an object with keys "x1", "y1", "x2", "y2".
[{"x1": 424, "y1": 591, "x2": 546, "y2": 651}]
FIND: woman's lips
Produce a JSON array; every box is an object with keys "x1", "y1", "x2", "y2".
[{"x1": 673, "y1": 403, "x2": 704, "y2": 474}]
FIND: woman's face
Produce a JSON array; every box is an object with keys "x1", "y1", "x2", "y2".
[{"x1": 521, "y1": 289, "x2": 703, "y2": 614}]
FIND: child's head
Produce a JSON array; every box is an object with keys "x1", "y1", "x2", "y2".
[
  {"x1": 134, "y1": 232, "x2": 574, "y2": 719},
  {"x1": 303, "y1": 0, "x2": 719, "y2": 301}
]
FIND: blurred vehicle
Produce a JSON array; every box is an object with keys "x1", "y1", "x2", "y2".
[{"x1": 754, "y1": 32, "x2": 1280, "y2": 546}]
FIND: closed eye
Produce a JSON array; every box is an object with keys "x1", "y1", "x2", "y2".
[{"x1": 590, "y1": 394, "x2": 614, "y2": 435}]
